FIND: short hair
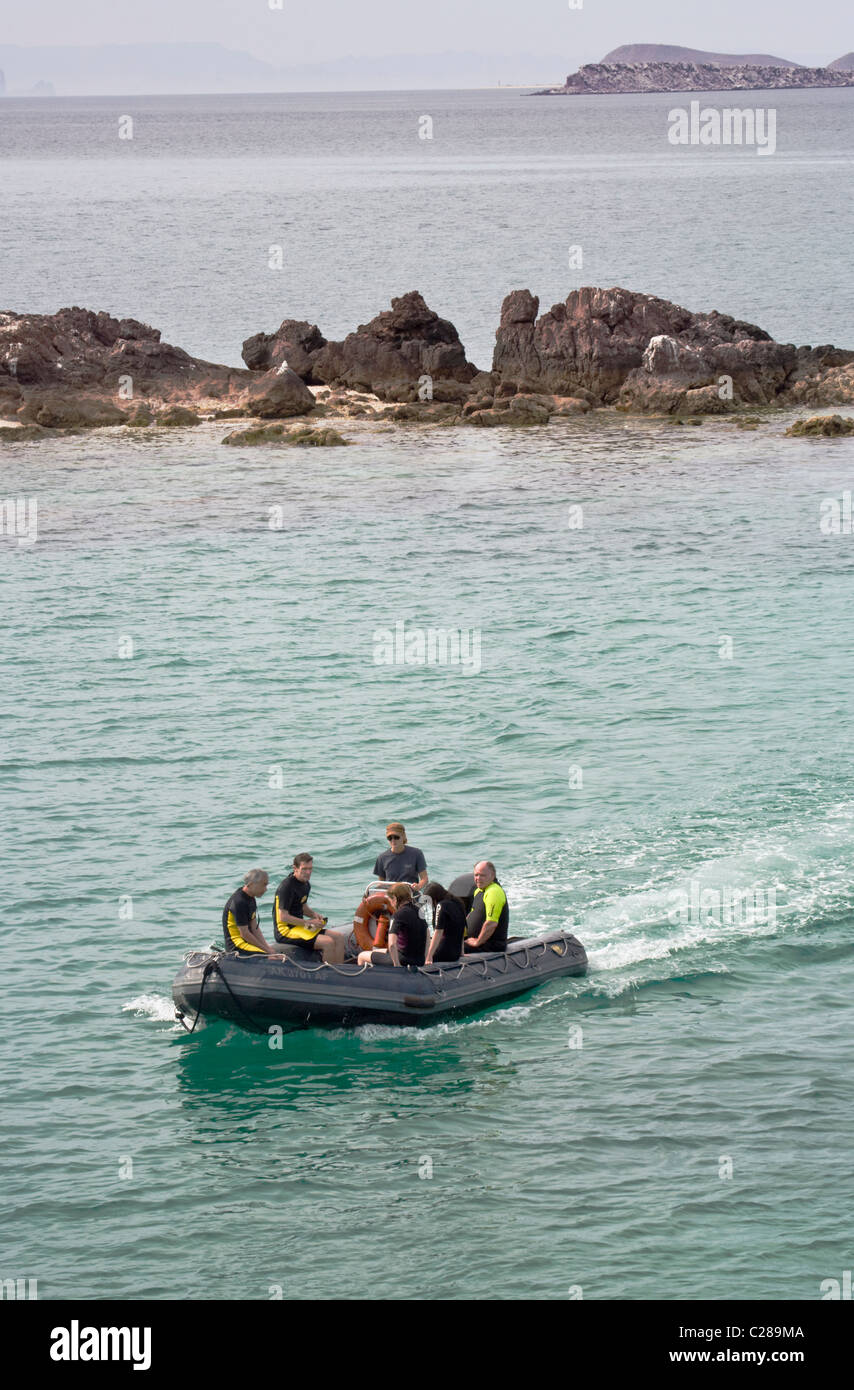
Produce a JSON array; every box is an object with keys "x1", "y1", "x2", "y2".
[
  {"x1": 389, "y1": 882, "x2": 412, "y2": 903},
  {"x1": 243, "y1": 868, "x2": 268, "y2": 889},
  {"x1": 292, "y1": 852, "x2": 313, "y2": 867},
  {"x1": 475, "y1": 861, "x2": 496, "y2": 876}
]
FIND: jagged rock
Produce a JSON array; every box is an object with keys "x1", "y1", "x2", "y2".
[
  {"x1": 308, "y1": 291, "x2": 478, "y2": 400},
  {"x1": 242, "y1": 320, "x2": 328, "y2": 379},
  {"x1": 492, "y1": 286, "x2": 854, "y2": 414},
  {"x1": 244, "y1": 367, "x2": 316, "y2": 419},
  {"x1": 0, "y1": 307, "x2": 240, "y2": 396},
  {"x1": 156, "y1": 405, "x2": 201, "y2": 427},
  {"x1": 0, "y1": 306, "x2": 249, "y2": 427},
  {"x1": 785, "y1": 414, "x2": 854, "y2": 437}
]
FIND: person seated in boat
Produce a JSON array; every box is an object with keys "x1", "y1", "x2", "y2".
[
  {"x1": 357, "y1": 883, "x2": 427, "y2": 967},
  {"x1": 372, "y1": 822, "x2": 428, "y2": 889},
  {"x1": 424, "y1": 881, "x2": 467, "y2": 964},
  {"x1": 273, "y1": 852, "x2": 346, "y2": 964},
  {"x1": 223, "y1": 870, "x2": 285, "y2": 958},
  {"x1": 464, "y1": 861, "x2": 509, "y2": 954},
  {"x1": 352, "y1": 888, "x2": 395, "y2": 954}
]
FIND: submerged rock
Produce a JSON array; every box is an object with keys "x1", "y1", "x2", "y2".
[
  {"x1": 467, "y1": 394, "x2": 552, "y2": 427},
  {"x1": 0, "y1": 424, "x2": 52, "y2": 441},
  {"x1": 125, "y1": 405, "x2": 154, "y2": 427},
  {"x1": 16, "y1": 391, "x2": 127, "y2": 428},
  {"x1": 222, "y1": 424, "x2": 348, "y2": 446},
  {"x1": 156, "y1": 405, "x2": 201, "y2": 427},
  {"x1": 785, "y1": 414, "x2": 854, "y2": 437}
]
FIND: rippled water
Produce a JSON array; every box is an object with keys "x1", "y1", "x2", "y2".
[
  {"x1": 2, "y1": 88, "x2": 853, "y2": 365},
  {"x1": 3, "y1": 89, "x2": 854, "y2": 1302},
  {"x1": 3, "y1": 412, "x2": 854, "y2": 1299}
]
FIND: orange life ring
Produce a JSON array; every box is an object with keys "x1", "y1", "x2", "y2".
[{"x1": 353, "y1": 892, "x2": 392, "y2": 953}]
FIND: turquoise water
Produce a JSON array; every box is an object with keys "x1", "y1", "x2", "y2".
[
  {"x1": 3, "y1": 415, "x2": 854, "y2": 1299},
  {"x1": 3, "y1": 88, "x2": 854, "y2": 1301}
]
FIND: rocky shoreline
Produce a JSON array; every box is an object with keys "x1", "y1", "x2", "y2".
[
  {"x1": 2, "y1": 288, "x2": 853, "y2": 442},
  {"x1": 534, "y1": 60, "x2": 854, "y2": 96}
]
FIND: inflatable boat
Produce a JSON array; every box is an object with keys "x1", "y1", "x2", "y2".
[
  {"x1": 173, "y1": 877, "x2": 587, "y2": 1033},
  {"x1": 173, "y1": 931, "x2": 587, "y2": 1032},
  {"x1": 173, "y1": 923, "x2": 587, "y2": 1033}
]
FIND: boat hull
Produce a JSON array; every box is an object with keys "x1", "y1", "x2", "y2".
[{"x1": 172, "y1": 931, "x2": 588, "y2": 1032}]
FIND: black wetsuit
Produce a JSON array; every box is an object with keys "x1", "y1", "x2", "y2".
[
  {"x1": 433, "y1": 899, "x2": 466, "y2": 962},
  {"x1": 223, "y1": 887, "x2": 265, "y2": 956},
  {"x1": 390, "y1": 902, "x2": 427, "y2": 967}
]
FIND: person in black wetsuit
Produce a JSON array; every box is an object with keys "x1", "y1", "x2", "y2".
[
  {"x1": 424, "y1": 881, "x2": 467, "y2": 963},
  {"x1": 222, "y1": 870, "x2": 285, "y2": 958},
  {"x1": 387, "y1": 883, "x2": 427, "y2": 967}
]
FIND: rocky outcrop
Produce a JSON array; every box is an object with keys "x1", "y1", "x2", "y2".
[
  {"x1": 491, "y1": 287, "x2": 854, "y2": 414},
  {"x1": 243, "y1": 292, "x2": 478, "y2": 402},
  {"x1": 242, "y1": 320, "x2": 328, "y2": 379},
  {"x1": 0, "y1": 306, "x2": 317, "y2": 427},
  {"x1": 535, "y1": 61, "x2": 854, "y2": 95},
  {"x1": 2, "y1": 293, "x2": 852, "y2": 433}
]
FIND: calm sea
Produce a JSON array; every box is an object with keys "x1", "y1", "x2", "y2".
[{"x1": 1, "y1": 89, "x2": 853, "y2": 1302}]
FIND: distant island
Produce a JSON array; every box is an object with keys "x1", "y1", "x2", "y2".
[{"x1": 534, "y1": 45, "x2": 854, "y2": 95}]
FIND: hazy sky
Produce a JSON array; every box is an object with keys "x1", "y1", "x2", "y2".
[{"x1": 1, "y1": 0, "x2": 849, "y2": 66}]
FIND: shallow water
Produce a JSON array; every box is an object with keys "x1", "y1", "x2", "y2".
[
  {"x1": 2, "y1": 88, "x2": 854, "y2": 1302},
  {"x1": 3, "y1": 410, "x2": 854, "y2": 1299}
]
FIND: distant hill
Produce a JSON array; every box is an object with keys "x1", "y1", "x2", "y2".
[
  {"x1": 828, "y1": 53, "x2": 854, "y2": 70},
  {"x1": 602, "y1": 44, "x2": 801, "y2": 67},
  {"x1": 0, "y1": 43, "x2": 556, "y2": 95}
]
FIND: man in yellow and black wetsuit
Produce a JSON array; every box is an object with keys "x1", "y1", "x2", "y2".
[
  {"x1": 273, "y1": 853, "x2": 346, "y2": 964},
  {"x1": 222, "y1": 869, "x2": 284, "y2": 957},
  {"x1": 464, "y1": 861, "x2": 509, "y2": 954}
]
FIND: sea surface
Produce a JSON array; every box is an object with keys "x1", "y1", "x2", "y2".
[{"x1": 2, "y1": 89, "x2": 854, "y2": 1302}]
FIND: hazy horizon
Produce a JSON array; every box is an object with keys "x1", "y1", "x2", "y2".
[{"x1": 0, "y1": 0, "x2": 851, "y2": 95}]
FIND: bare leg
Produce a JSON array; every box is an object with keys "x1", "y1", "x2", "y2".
[{"x1": 315, "y1": 930, "x2": 346, "y2": 964}]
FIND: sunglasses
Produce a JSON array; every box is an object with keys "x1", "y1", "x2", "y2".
[{"x1": 387, "y1": 834, "x2": 401, "y2": 841}]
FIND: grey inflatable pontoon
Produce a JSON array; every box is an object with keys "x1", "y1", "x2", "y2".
[{"x1": 173, "y1": 928, "x2": 588, "y2": 1033}]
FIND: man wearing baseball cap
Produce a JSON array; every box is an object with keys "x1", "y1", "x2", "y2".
[{"x1": 372, "y1": 822, "x2": 428, "y2": 889}]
